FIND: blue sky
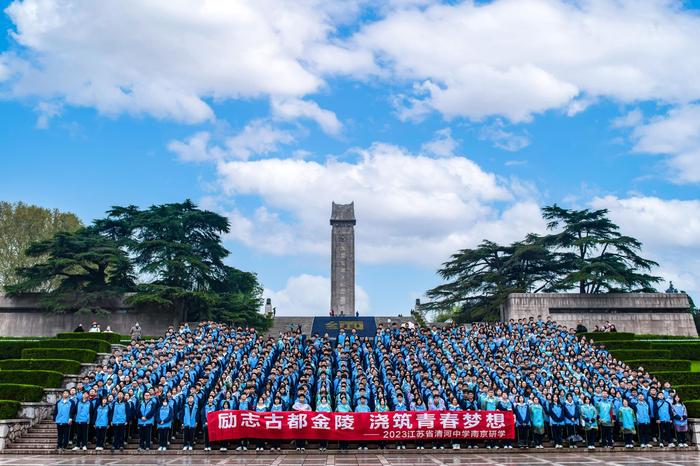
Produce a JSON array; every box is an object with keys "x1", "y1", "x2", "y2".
[{"x1": 1, "y1": 0, "x2": 700, "y2": 316}]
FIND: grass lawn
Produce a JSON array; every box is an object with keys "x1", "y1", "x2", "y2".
[{"x1": 692, "y1": 361, "x2": 700, "y2": 372}]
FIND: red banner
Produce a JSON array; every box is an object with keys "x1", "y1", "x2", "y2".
[{"x1": 207, "y1": 410, "x2": 514, "y2": 442}]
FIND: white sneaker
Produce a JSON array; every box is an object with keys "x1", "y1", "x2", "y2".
[
  {"x1": 668, "y1": 443, "x2": 675, "y2": 448},
  {"x1": 237, "y1": 446, "x2": 243, "y2": 451},
  {"x1": 72, "y1": 447, "x2": 80, "y2": 451},
  {"x1": 82, "y1": 446, "x2": 87, "y2": 451},
  {"x1": 220, "y1": 447, "x2": 227, "y2": 451}
]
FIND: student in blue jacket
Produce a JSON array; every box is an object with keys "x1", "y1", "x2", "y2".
[
  {"x1": 156, "y1": 397, "x2": 173, "y2": 451},
  {"x1": 635, "y1": 394, "x2": 652, "y2": 448},
  {"x1": 548, "y1": 395, "x2": 565, "y2": 449},
  {"x1": 672, "y1": 395, "x2": 689, "y2": 447},
  {"x1": 137, "y1": 392, "x2": 157, "y2": 451},
  {"x1": 72, "y1": 392, "x2": 92, "y2": 451},
  {"x1": 182, "y1": 395, "x2": 198, "y2": 451},
  {"x1": 514, "y1": 395, "x2": 530, "y2": 449},
  {"x1": 110, "y1": 392, "x2": 129, "y2": 451},
  {"x1": 656, "y1": 393, "x2": 673, "y2": 447},
  {"x1": 563, "y1": 394, "x2": 578, "y2": 448},
  {"x1": 53, "y1": 390, "x2": 73, "y2": 451},
  {"x1": 202, "y1": 395, "x2": 218, "y2": 451},
  {"x1": 94, "y1": 397, "x2": 110, "y2": 451}
]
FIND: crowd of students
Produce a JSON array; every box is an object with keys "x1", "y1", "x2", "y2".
[{"x1": 53, "y1": 318, "x2": 691, "y2": 452}]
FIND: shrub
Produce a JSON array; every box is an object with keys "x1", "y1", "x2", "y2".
[
  {"x1": 652, "y1": 371, "x2": 700, "y2": 386},
  {"x1": 0, "y1": 400, "x2": 20, "y2": 419},
  {"x1": 56, "y1": 332, "x2": 126, "y2": 344},
  {"x1": 596, "y1": 341, "x2": 652, "y2": 350},
  {"x1": 674, "y1": 385, "x2": 700, "y2": 401},
  {"x1": 625, "y1": 359, "x2": 691, "y2": 372},
  {"x1": 0, "y1": 370, "x2": 64, "y2": 388},
  {"x1": 33, "y1": 339, "x2": 111, "y2": 353},
  {"x1": 21, "y1": 348, "x2": 96, "y2": 363},
  {"x1": 650, "y1": 342, "x2": 700, "y2": 361},
  {"x1": 635, "y1": 334, "x2": 699, "y2": 340},
  {"x1": 0, "y1": 341, "x2": 41, "y2": 360},
  {"x1": 686, "y1": 400, "x2": 700, "y2": 418},
  {"x1": 609, "y1": 349, "x2": 672, "y2": 361},
  {"x1": 0, "y1": 384, "x2": 44, "y2": 402},
  {"x1": 579, "y1": 332, "x2": 635, "y2": 341},
  {"x1": 0, "y1": 359, "x2": 82, "y2": 374}
]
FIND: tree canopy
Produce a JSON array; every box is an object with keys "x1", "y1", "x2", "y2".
[
  {"x1": 426, "y1": 205, "x2": 661, "y2": 322},
  {"x1": 6, "y1": 200, "x2": 268, "y2": 327},
  {"x1": 0, "y1": 201, "x2": 82, "y2": 289}
]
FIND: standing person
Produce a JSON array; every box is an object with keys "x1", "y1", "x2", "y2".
[
  {"x1": 94, "y1": 398, "x2": 110, "y2": 451},
  {"x1": 529, "y1": 397, "x2": 545, "y2": 449},
  {"x1": 448, "y1": 396, "x2": 462, "y2": 450},
  {"x1": 156, "y1": 398, "x2": 173, "y2": 451},
  {"x1": 514, "y1": 395, "x2": 530, "y2": 449},
  {"x1": 54, "y1": 390, "x2": 73, "y2": 452},
  {"x1": 618, "y1": 399, "x2": 636, "y2": 448},
  {"x1": 563, "y1": 394, "x2": 578, "y2": 448},
  {"x1": 74, "y1": 324, "x2": 84, "y2": 332},
  {"x1": 269, "y1": 397, "x2": 284, "y2": 451},
  {"x1": 182, "y1": 395, "x2": 198, "y2": 451},
  {"x1": 635, "y1": 393, "x2": 651, "y2": 447},
  {"x1": 254, "y1": 396, "x2": 267, "y2": 451},
  {"x1": 596, "y1": 392, "x2": 614, "y2": 448},
  {"x1": 672, "y1": 395, "x2": 688, "y2": 448},
  {"x1": 497, "y1": 392, "x2": 513, "y2": 449},
  {"x1": 137, "y1": 392, "x2": 157, "y2": 451},
  {"x1": 656, "y1": 393, "x2": 674, "y2": 447},
  {"x1": 580, "y1": 397, "x2": 598, "y2": 450},
  {"x1": 355, "y1": 397, "x2": 371, "y2": 450},
  {"x1": 88, "y1": 322, "x2": 100, "y2": 333},
  {"x1": 292, "y1": 394, "x2": 312, "y2": 451},
  {"x1": 412, "y1": 396, "x2": 427, "y2": 450},
  {"x1": 130, "y1": 322, "x2": 142, "y2": 341},
  {"x1": 202, "y1": 396, "x2": 217, "y2": 451},
  {"x1": 110, "y1": 392, "x2": 129, "y2": 452},
  {"x1": 548, "y1": 395, "x2": 565, "y2": 448},
  {"x1": 72, "y1": 392, "x2": 92, "y2": 451},
  {"x1": 317, "y1": 395, "x2": 332, "y2": 452},
  {"x1": 392, "y1": 392, "x2": 408, "y2": 450}
]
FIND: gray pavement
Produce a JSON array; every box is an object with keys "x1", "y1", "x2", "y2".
[{"x1": 0, "y1": 452, "x2": 698, "y2": 466}]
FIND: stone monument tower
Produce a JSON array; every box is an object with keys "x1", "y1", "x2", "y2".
[{"x1": 330, "y1": 202, "x2": 356, "y2": 316}]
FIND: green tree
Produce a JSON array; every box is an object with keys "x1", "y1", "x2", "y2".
[
  {"x1": 95, "y1": 200, "x2": 267, "y2": 326},
  {"x1": 541, "y1": 205, "x2": 660, "y2": 293},
  {"x1": 426, "y1": 205, "x2": 661, "y2": 322},
  {"x1": 425, "y1": 237, "x2": 560, "y2": 322},
  {"x1": 0, "y1": 202, "x2": 82, "y2": 289},
  {"x1": 5, "y1": 227, "x2": 135, "y2": 313}
]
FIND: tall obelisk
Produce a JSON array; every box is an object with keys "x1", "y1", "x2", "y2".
[{"x1": 330, "y1": 202, "x2": 355, "y2": 316}]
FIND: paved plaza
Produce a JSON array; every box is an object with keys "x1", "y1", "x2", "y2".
[{"x1": 0, "y1": 452, "x2": 698, "y2": 466}]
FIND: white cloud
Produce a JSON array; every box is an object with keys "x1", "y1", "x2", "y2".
[
  {"x1": 264, "y1": 274, "x2": 369, "y2": 316},
  {"x1": 215, "y1": 142, "x2": 545, "y2": 266},
  {"x1": 271, "y1": 98, "x2": 342, "y2": 136},
  {"x1": 2, "y1": 0, "x2": 341, "y2": 123},
  {"x1": 627, "y1": 105, "x2": 700, "y2": 183},
  {"x1": 612, "y1": 109, "x2": 643, "y2": 129},
  {"x1": 478, "y1": 119, "x2": 530, "y2": 152},
  {"x1": 168, "y1": 121, "x2": 294, "y2": 162},
  {"x1": 347, "y1": 0, "x2": 700, "y2": 122},
  {"x1": 420, "y1": 128, "x2": 458, "y2": 157},
  {"x1": 591, "y1": 195, "x2": 700, "y2": 298}
]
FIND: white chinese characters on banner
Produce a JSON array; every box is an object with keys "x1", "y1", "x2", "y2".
[
  {"x1": 462, "y1": 412, "x2": 482, "y2": 429},
  {"x1": 369, "y1": 413, "x2": 389, "y2": 430},
  {"x1": 218, "y1": 412, "x2": 237, "y2": 429},
  {"x1": 311, "y1": 413, "x2": 331, "y2": 430},
  {"x1": 486, "y1": 412, "x2": 506, "y2": 429}
]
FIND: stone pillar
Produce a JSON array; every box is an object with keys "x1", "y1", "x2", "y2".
[{"x1": 330, "y1": 202, "x2": 356, "y2": 317}]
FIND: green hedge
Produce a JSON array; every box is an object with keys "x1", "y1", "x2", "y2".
[
  {"x1": 580, "y1": 332, "x2": 635, "y2": 341},
  {"x1": 674, "y1": 385, "x2": 700, "y2": 401},
  {"x1": 598, "y1": 341, "x2": 652, "y2": 350},
  {"x1": 0, "y1": 359, "x2": 82, "y2": 374},
  {"x1": 625, "y1": 359, "x2": 691, "y2": 372},
  {"x1": 609, "y1": 349, "x2": 671, "y2": 360},
  {"x1": 635, "y1": 334, "x2": 700, "y2": 340},
  {"x1": 0, "y1": 400, "x2": 20, "y2": 419},
  {"x1": 652, "y1": 371, "x2": 700, "y2": 386},
  {"x1": 0, "y1": 370, "x2": 64, "y2": 388},
  {"x1": 0, "y1": 341, "x2": 41, "y2": 360},
  {"x1": 650, "y1": 342, "x2": 700, "y2": 361},
  {"x1": 21, "y1": 348, "x2": 96, "y2": 363},
  {"x1": 686, "y1": 400, "x2": 700, "y2": 418},
  {"x1": 33, "y1": 339, "x2": 111, "y2": 353},
  {"x1": 56, "y1": 332, "x2": 126, "y2": 344},
  {"x1": 0, "y1": 384, "x2": 44, "y2": 402}
]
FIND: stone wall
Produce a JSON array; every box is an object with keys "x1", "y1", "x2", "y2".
[
  {"x1": 501, "y1": 293, "x2": 698, "y2": 337},
  {"x1": 0, "y1": 294, "x2": 180, "y2": 337}
]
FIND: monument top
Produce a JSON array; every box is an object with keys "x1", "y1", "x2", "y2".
[{"x1": 330, "y1": 202, "x2": 356, "y2": 225}]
